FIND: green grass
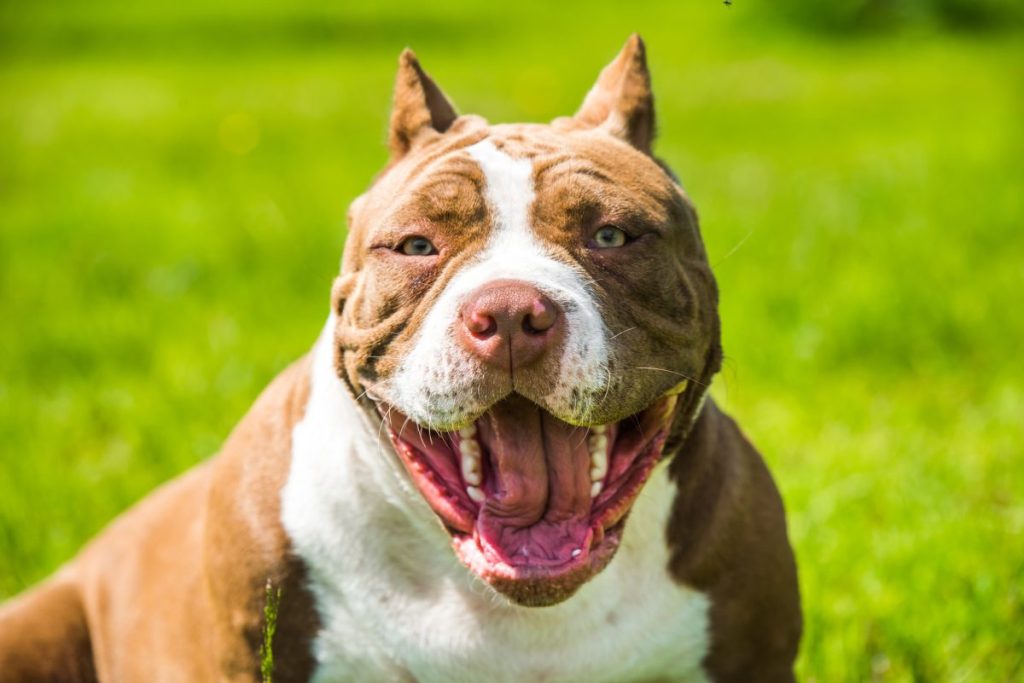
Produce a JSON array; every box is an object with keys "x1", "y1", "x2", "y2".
[
  {"x1": 261, "y1": 579, "x2": 281, "y2": 683},
  {"x1": 1, "y1": 1, "x2": 1022, "y2": 680}
]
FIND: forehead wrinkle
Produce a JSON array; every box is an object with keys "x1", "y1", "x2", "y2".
[
  {"x1": 526, "y1": 141, "x2": 676, "y2": 220},
  {"x1": 532, "y1": 154, "x2": 615, "y2": 186},
  {"x1": 488, "y1": 126, "x2": 561, "y2": 156},
  {"x1": 390, "y1": 155, "x2": 488, "y2": 227},
  {"x1": 408, "y1": 150, "x2": 483, "y2": 187},
  {"x1": 554, "y1": 159, "x2": 678, "y2": 222},
  {"x1": 397, "y1": 139, "x2": 487, "y2": 194},
  {"x1": 410, "y1": 171, "x2": 484, "y2": 208}
]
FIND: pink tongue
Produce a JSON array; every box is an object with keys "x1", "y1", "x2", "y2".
[{"x1": 476, "y1": 397, "x2": 593, "y2": 567}]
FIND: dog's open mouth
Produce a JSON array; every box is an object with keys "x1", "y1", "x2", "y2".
[{"x1": 379, "y1": 393, "x2": 679, "y2": 605}]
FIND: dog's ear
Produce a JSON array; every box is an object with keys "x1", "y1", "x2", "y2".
[
  {"x1": 389, "y1": 49, "x2": 458, "y2": 161},
  {"x1": 572, "y1": 34, "x2": 655, "y2": 154}
]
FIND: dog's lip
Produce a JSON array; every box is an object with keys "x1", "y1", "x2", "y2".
[
  {"x1": 377, "y1": 394, "x2": 678, "y2": 586},
  {"x1": 450, "y1": 520, "x2": 626, "y2": 582}
]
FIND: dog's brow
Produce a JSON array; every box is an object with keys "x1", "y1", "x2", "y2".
[{"x1": 533, "y1": 156, "x2": 615, "y2": 185}]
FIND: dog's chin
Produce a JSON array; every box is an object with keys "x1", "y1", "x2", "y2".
[{"x1": 378, "y1": 392, "x2": 679, "y2": 607}]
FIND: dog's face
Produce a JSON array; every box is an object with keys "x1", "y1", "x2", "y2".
[{"x1": 332, "y1": 36, "x2": 721, "y2": 606}]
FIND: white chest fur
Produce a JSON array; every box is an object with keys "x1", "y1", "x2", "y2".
[{"x1": 281, "y1": 321, "x2": 712, "y2": 683}]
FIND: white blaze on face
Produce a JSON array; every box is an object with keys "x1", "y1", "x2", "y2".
[{"x1": 385, "y1": 139, "x2": 610, "y2": 427}]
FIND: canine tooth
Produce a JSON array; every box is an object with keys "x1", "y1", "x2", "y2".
[
  {"x1": 461, "y1": 454, "x2": 482, "y2": 486},
  {"x1": 458, "y1": 425, "x2": 476, "y2": 438},
  {"x1": 590, "y1": 481, "x2": 603, "y2": 498},
  {"x1": 665, "y1": 379, "x2": 689, "y2": 396},
  {"x1": 466, "y1": 486, "x2": 485, "y2": 503},
  {"x1": 460, "y1": 438, "x2": 480, "y2": 457}
]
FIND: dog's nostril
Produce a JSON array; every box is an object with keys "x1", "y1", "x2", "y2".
[
  {"x1": 522, "y1": 317, "x2": 544, "y2": 336},
  {"x1": 465, "y1": 311, "x2": 498, "y2": 338},
  {"x1": 523, "y1": 299, "x2": 557, "y2": 335}
]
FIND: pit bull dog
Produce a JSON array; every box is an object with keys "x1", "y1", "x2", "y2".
[{"x1": 0, "y1": 35, "x2": 801, "y2": 682}]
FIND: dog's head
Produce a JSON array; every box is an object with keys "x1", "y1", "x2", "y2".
[{"x1": 332, "y1": 35, "x2": 721, "y2": 606}]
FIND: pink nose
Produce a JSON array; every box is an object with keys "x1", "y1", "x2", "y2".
[{"x1": 457, "y1": 280, "x2": 563, "y2": 372}]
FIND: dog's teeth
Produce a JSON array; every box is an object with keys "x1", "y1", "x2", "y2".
[
  {"x1": 466, "y1": 485, "x2": 485, "y2": 503},
  {"x1": 590, "y1": 450, "x2": 608, "y2": 481},
  {"x1": 590, "y1": 481, "x2": 603, "y2": 498},
  {"x1": 589, "y1": 432, "x2": 608, "y2": 482},
  {"x1": 462, "y1": 465, "x2": 481, "y2": 486},
  {"x1": 665, "y1": 379, "x2": 689, "y2": 396},
  {"x1": 591, "y1": 424, "x2": 606, "y2": 436},
  {"x1": 461, "y1": 454, "x2": 482, "y2": 486},
  {"x1": 458, "y1": 425, "x2": 477, "y2": 438},
  {"x1": 571, "y1": 548, "x2": 582, "y2": 558},
  {"x1": 459, "y1": 436, "x2": 482, "y2": 485},
  {"x1": 460, "y1": 438, "x2": 483, "y2": 485}
]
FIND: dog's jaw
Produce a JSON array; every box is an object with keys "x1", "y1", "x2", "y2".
[{"x1": 380, "y1": 394, "x2": 678, "y2": 605}]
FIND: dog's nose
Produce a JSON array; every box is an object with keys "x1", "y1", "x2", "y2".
[{"x1": 458, "y1": 280, "x2": 563, "y2": 372}]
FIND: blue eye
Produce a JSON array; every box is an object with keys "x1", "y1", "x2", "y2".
[
  {"x1": 398, "y1": 236, "x2": 437, "y2": 256},
  {"x1": 593, "y1": 225, "x2": 628, "y2": 249}
]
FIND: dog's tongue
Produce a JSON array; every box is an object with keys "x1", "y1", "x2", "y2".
[{"x1": 476, "y1": 397, "x2": 593, "y2": 567}]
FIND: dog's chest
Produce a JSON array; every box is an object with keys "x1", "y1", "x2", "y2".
[
  {"x1": 316, "y1": 577, "x2": 710, "y2": 682},
  {"x1": 281, "y1": 327, "x2": 712, "y2": 683},
  {"x1": 304, "y1": 474, "x2": 709, "y2": 683}
]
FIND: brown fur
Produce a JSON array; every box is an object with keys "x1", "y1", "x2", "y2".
[{"x1": 668, "y1": 402, "x2": 802, "y2": 683}]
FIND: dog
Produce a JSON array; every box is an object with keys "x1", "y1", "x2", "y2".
[{"x1": 0, "y1": 35, "x2": 801, "y2": 682}]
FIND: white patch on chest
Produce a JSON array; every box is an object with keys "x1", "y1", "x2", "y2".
[
  {"x1": 383, "y1": 139, "x2": 611, "y2": 427},
  {"x1": 282, "y1": 321, "x2": 712, "y2": 683}
]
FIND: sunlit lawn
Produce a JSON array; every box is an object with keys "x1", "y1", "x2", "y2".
[{"x1": 1, "y1": 1, "x2": 1022, "y2": 680}]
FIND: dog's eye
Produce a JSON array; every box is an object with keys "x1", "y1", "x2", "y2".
[
  {"x1": 397, "y1": 236, "x2": 437, "y2": 256},
  {"x1": 592, "y1": 225, "x2": 629, "y2": 249}
]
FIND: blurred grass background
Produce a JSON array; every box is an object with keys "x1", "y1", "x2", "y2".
[{"x1": 1, "y1": 0, "x2": 1022, "y2": 680}]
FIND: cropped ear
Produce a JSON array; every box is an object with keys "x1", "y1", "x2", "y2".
[
  {"x1": 389, "y1": 49, "x2": 458, "y2": 161},
  {"x1": 573, "y1": 34, "x2": 655, "y2": 154}
]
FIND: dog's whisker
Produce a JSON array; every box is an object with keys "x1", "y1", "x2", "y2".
[
  {"x1": 609, "y1": 326, "x2": 637, "y2": 341},
  {"x1": 712, "y1": 228, "x2": 755, "y2": 268},
  {"x1": 630, "y1": 366, "x2": 709, "y2": 388}
]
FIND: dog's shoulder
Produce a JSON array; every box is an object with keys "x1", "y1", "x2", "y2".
[
  {"x1": 52, "y1": 355, "x2": 320, "y2": 681},
  {"x1": 667, "y1": 401, "x2": 802, "y2": 682}
]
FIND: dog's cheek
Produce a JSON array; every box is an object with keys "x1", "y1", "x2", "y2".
[
  {"x1": 330, "y1": 273, "x2": 358, "y2": 317},
  {"x1": 329, "y1": 283, "x2": 391, "y2": 393},
  {"x1": 592, "y1": 257, "x2": 717, "y2": 423}
]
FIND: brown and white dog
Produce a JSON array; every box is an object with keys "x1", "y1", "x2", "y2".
[{"x1": 0, "y1": 36, "x2": 801, "y2": 682}]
